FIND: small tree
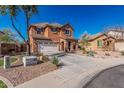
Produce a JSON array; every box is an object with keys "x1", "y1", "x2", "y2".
[
  {"x1": 52, "y1": 56, "x2": 59, "y2": 66},
  {"x1": 0, "y1": 29, "x2": 17, "y2": 42},
  {"x1": 79, "y1": 33, "x2": 90, "y2": 53},
  {"x1": 0, "y1": 5, "x2": 38, "y2": 55}
]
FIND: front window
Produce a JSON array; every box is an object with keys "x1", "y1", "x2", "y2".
[
  {"x1": 51, "y1": 28, "x2": 57, "y2": 33},
  {"x1": 97, "y1": 40, "x2": 103, "y2": 47},
  {"x1": 36, "y1": 28, "x2": 43, "y2": 34},
  {"x1": 65, "y1": 30, "x2": 70, "y2": 35}
]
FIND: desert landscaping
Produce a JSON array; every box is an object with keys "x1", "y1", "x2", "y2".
[{"x1": 1, "y1": 5, "x2": 124, "y2": 88}]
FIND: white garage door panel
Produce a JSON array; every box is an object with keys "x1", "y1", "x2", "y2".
[
  {"x1": 38, "y1": 44, "x2": 58, "y2": 52},
  {"x1": 115, "y1": 42, "x2": 124, "y2": 51},
  {"x1": 38, "y1": 42, "x2": 59, "y2": 55}
]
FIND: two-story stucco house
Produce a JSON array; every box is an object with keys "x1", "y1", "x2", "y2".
[{"x1": 29, "y1": 23, "x2": 78, "y2": 54}]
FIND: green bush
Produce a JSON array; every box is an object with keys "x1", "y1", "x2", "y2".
[
  {"x1": 42, "y1": 55, "x2": 49, "y2": 62},
  {"x1": 0, "y1": 59, "x2": 4, "y2": 66},
  {"x1": 52, "y1": 56, "x2": 59, "y2": 66},
  {"x1": 82, "y1": 47, "x2": 87, "y2": 54},
  {"x1": 87, "y1": 50, "x2": 96, "y2": 57},
  {"x1": 0, "y1": 80, "x2": 7, "y2": 88},
  {"x1": 121, "y1": 51, "x2": 124, "y2": 56},
  {"x1": 0, "y1": 57, "x2": 17, "y2": 67}
]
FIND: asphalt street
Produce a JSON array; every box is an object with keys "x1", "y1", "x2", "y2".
[{"x1": 85, "y1": 65, "x2": 124, "y2": 88}]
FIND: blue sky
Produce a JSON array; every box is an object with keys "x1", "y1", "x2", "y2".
[{"x1": 1, "y1": 5, "x2": 124, "y2": 40}]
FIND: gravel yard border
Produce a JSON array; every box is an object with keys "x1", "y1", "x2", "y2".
[{"x1": 0, "y1": 61, "x2": 57, "y2": 87}]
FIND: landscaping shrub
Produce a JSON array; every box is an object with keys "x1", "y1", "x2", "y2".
[
  {"x1": 0, "y1": 59, "x2": 4, "y2": 66},
  {"x1": 105, "y1": 53, "x2": 110, "y2": 56},
  {"x1": 0, "y1": 57, "x2": 17, "y2": 67},
  {"x1": 0, "y1": 80, "x2": 7, "y2": 88},
  {"x1": 42, "y1": 55, "x2": 49, "y2": 62},
  {"x1": 52, "y1": 56, "x2": 59, "y2": 66},
  {"x1": 87, "y1": 50, "x2": 96, "y2": 57},
  {"x1": 36, "y1": 53, "x2": 49, "y2": 62},
  {"x1": 82, "y1": 47, "x2": 87, "y2": 54},
  {"x1": 121, "y1": 51, "x2": 124, "y2": 56}
]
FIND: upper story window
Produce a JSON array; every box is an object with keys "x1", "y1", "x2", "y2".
[
  {"x1": 65, "y1": 30, "x2": 70, "y2": 35},
  {"x1": 36, "y1": 28, "x2": 43, "y2": 34},
  {"x1": 51, "y1": 28, "x2": 57, "y2": 33}
]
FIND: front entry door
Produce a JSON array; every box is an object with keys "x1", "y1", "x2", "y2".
[{"x1": 68, "y1": 41, "x2": 71, "y2": 51}]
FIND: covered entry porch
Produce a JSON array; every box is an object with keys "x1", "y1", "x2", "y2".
[
  {"x1": 103, "y1": 37, "x2": 116, "y2": 51},
  {"x1": 59, "y1": 38, "x2": 78, "y2": 52}
]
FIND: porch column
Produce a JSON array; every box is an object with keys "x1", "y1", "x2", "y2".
[
  {"x1": 58, "y1": 43, "x2": 61, "y2": 51},
  {"x1": 70, "y1": 43, "x2": 73, "y2": 51},
  {"x1": 64, "y1": 41, "x2": 68, "y2": 51},
  {"x1": 75, "y1": 43, "x2": 78, "y2": 51}
]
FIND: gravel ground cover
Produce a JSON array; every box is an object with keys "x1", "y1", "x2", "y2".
[{"x1": 0, "y1": 61, "x2": 57, "y2": 87}]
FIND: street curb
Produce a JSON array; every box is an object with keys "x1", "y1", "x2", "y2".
[
  {"x1": 0, "y1": 76, "x2": 14, "y2": 88},
  {"x1": 82, "y1": 64, "x2": 124, "y2": 88}
]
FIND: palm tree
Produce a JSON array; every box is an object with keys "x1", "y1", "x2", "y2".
[{"x1": 0, "y1": 5, "x2": 38, "y2": 55}]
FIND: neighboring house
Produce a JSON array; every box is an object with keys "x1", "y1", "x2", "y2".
[
  {"x1": 80, "y1": 28, "x2": 124, "y2": 52},
  {"x1": 20, "y1": 42, "x2": 27, "y2": 52},
  {"x1": 0, "y1": 31, "x2": 20, "y2": 55},
  {"x1": 82, "y1": 33, "x2": 116, "y2": 51},
  {"x1": 0, "y1": 42, "x2": 20, "y2": 55},
  {"x1": 106, "y1": 29, "x2": 124, "y2": 51},
  {"x1": 29, "y1": 23, "x2": 78, "y2": 54}
]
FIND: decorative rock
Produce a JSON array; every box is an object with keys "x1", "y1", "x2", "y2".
[
  {"x1": 22, "y1": 56, "x2": 37, "y2": 67},
  {"x1": 4, "y1": 56, "x2": 10, "y2": 69}
]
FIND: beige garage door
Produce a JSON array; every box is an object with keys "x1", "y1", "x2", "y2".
[{"x1": 115, "y1": 42, "x2": 124, "y2": 51}]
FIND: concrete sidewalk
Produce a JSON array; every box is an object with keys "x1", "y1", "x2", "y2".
[{"x1": 16, "y1": 54, "x2": 124, "y2": 88}]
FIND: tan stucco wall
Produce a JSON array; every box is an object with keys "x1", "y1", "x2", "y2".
[
  {"x1": 29, "y1": 27, "x2": 40, "y2": 53},
  {"x1": 115, "y1": 41, "x2": 124, "y2": 51},
  {"x1": 87, "y1": 35, "x2": 108, "y2": 51}
]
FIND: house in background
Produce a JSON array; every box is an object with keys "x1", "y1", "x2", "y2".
[
  {"x1": 29, "y1": 23, "x2": 78, "y2": 54},
  {"x1": 106, "y1": 29, "x2": 124, "y2": 51},
  {"x1": 80, "y1": 28, "x2": 124, "y2": 52},
  {"x1": 0, "y1": 31, "x2": 21, "y2": 55},
  {"x1": 82, "y1": 33, "x2": 116, "y2": 51}
]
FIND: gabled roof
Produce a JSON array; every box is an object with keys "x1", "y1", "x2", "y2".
[
  {"x1": 31, "y1": 34, "x2": 51, "y2": 40},
  {"x1": 88, "y1": 33, "x2": 116, "y2": 42},
  {"x1": 105, "y1": 29, "x2": 124, "y2": 40},
  {"x1": 31, "y1": 22, "x2": 62, "y2": 28},
  {"x1": 61, "y1": 23, "x2": 74, "y2": 30},
  {"x1": 30, "y1": 22, "x2": 73, "y2": 31}
]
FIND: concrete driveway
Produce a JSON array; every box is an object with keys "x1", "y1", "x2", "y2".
[{"x1": 16, "y1": 54, "x2": 124, "y2": 88}]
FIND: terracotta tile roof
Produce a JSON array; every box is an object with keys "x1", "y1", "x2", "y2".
[
  {"x1": 31, "y1": 22, "x2": 62, "y2": 28},
  {"x1": 86, "y1": 33, "x2": 124, "y2": 42},
  {"x1": 66, "y1": 37, "x2": 78, "y2": 41},
  {"x1": 88, "y1": 32, "x2": 103, "y2": 40},
  {"x1": 31, "y1": 34, "x2": 51, "y2": 40},
  {"x1": 105, "y1": 29, "x2": 124, "y2": 40}
]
